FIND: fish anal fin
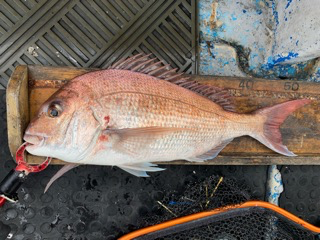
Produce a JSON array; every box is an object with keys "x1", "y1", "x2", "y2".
[
  {"x1": 118, "y1": 162, "x2": 165, "y2": 177},
  {"x1": 187, "y1": 139, "x2": 234, "y2": 162},
  {"x1": 118, "y1": 167, "x2": 150, "y2": 177},
  {"x1": 44, "y1": 163, "x2": 79, "y2": 193}
]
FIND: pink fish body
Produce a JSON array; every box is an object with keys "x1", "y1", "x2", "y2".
[{"x1": 24, "y1": 55, "x2": 310, "y2": 180}]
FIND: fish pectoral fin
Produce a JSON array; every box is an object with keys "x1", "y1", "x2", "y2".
[
  {"x1": 117, "y1": 162, "x2": 165, "y2": 177},
  {"x1": 105, "y1": 126, "x2": 187, "y2": 140},
  {"x1": 186, "y1": 138, "x2": 234, "y2": 162},
  {"x1": 44, "y1": 163, "x2": 79, "y2": 193},
  {"x1": 105, "y1": 127, "x2": 187, "y2": 156}
]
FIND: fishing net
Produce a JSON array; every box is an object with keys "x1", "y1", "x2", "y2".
[
  {"x1": 140, "y1": 208, "x2": 316, "y2": 240},
  {"x1": 131, "y1": 175, "x2": 318, "y2": 240},
  {"x1": 140, "y1": 175, "x2": 251, "y2": 226}
]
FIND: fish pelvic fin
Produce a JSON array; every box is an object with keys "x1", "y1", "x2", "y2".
[
  {"x1": 117, "y1": 162, "x2": 165, "y2": 177},
  {"x1": 251, "y1": 99, "x2": 311, "y2": 156},
  {"x1": 44, "y1": 163, "x2": 79, "y2": 193}
]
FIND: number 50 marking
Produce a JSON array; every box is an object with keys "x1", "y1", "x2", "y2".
[{"x1": 284, "y1": 82, "x2": 299, "y2": 91}]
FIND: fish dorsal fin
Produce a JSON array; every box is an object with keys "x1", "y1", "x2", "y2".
[{"x1": 109, "y1": 54, "x2": 235, "y2": 112}]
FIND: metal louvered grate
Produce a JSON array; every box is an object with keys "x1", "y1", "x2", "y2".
[{"x1": 0, "y1": 0, "x2": 197, "y2": 89}]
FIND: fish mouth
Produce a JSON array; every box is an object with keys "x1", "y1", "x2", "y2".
[{"x1": 23, "y1": 134, "x2": 45, "y2": 148}]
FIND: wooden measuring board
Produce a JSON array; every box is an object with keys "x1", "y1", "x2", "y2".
[{"x1": 6, "y1": 65, "x2": 320, "y2": 165}]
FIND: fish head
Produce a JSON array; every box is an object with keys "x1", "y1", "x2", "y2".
[{"x1": 24, "y1": 87, "x2": 99, "y2": 162}]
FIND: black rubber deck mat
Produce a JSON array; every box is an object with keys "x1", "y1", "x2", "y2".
[
  {"x1": 0, "y1": 0, "x2": 197, "y2": 89},
  {"x1": 280, "y1": 165, "x2": 320, "y2": 226}
]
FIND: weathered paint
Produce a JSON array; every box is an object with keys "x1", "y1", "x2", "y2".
[
  {"x1": 198, "y1": 0, "x2": 320, "y2": 81},
  {"x1": 264, "y1": 52, "x2": 299, "y2": 69},
  {"x1": 198, "y1": 41, "x2": 246, "y2": 77},
  {"x1": 285, "y1": 0, "x2": 293, "y2": 9},
  {"x1": 275, "y1": 0, "x2": 320, "y2": 64},
  {"x1": 266, "y1": 165, "x2": 283, "y2": 205}
]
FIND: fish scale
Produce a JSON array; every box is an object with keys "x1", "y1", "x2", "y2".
[{"x1": 98, "y1": 92, "x2": 227, "y2": 156}]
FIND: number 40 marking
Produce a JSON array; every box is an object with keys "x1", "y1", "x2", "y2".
[{"x1": 239, "y1": 80, "x2": 253, "y2": 89}]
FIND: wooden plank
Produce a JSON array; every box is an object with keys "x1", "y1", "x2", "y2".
[
  {"x1": 7, "y1": 65, "x2": 320, "y2": 165},
  {"x1": 28, "y1": 65, "x2": 96, "y2": 119},
  {"x1": 169, "y1": 156, "x2": 320, "y2": 165},
  {"x1": 6, "y1": 65, "x2": 29, "y2": 159},
  {"x1": 193, "y1": 75, "x2": 319, "y2": 158},
  {"x1": 28, "y1": 65, "x2": 95, "y2": 82}
]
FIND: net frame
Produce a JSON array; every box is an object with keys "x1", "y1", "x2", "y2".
[{"x1": 120, "y1": 201, "x2": 320, "y2": 240}]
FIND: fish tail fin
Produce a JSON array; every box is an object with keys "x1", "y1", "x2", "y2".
[{"x1": 251, "y1": 99, "x2": 311, "y2": 156}]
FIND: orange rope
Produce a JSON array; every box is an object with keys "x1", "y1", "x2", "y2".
[{"x1": 119, "y1": 200, "x2": 320, "y2": 240}]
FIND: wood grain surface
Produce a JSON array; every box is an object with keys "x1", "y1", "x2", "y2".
[
  {"x1": 6, "y1": 65, "x2": 29, "y2": 159},
  {"x1": 6, "y1": 65, "x2": 320, "y2": 165}
]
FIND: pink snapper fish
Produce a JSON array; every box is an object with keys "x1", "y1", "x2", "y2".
[{"x1": 23, "y1": 54, "x2": 311, "y2": 192}]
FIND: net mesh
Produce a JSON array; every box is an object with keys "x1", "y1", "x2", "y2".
[
  {"x1": 140, "y1": 175, "x2": 251, "y2": 226},
  {"x1": 137, "y1": 175, "x2": 317, "y2": 240}
]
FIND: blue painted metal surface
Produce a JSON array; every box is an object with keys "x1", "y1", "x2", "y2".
[{"x1": 198, "y1": 0, "x2": 320, "y2": 80}]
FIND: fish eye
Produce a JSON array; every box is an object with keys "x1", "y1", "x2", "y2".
[{"x1": 47, "y1": 103, "x2": 62, "y2": 118}]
